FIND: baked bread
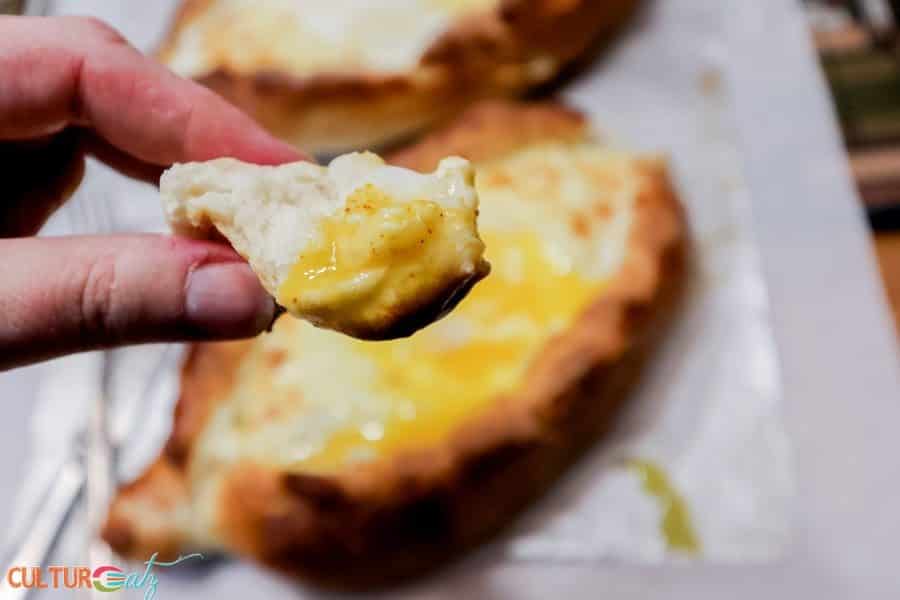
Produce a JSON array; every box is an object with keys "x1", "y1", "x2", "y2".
[
  {"x1": 104, "y1": 101, "x2": 687, "y2": 587},
  {"x1": 158, "y1": 0, "x2": 639, "y2": 154},
  {"x1": 161, "y1": 152, "x2": 489, "y2": 340}
]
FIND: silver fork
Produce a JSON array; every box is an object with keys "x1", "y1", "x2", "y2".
[
  {"x1": 0, "y1": 440, "x2": 86, "y2": 600},
  {"x1": 0, "y1": 344, "x2": 175, "y2": 600},
  {"x1": 69, "y1": 174, "x2": 119, "y2": 587}
]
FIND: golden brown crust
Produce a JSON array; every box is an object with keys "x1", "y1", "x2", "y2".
[
  {"x1": 388, "y1": 100, "x2": 589, "y2": 171},
  {"x1": 156, "y1": 0, "x2": 638, "y2": 153},
  {"x1": 102, "y1": 459, "x2": 190, "y2": 562},
  {"x1": 105, "y1": 101, "x2": 687, "y2": 587}
]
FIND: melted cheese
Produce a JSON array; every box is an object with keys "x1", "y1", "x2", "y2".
[
  {"x1": 193, "y1": 143, "x2": 640, "y2": 475},
  {"x1": 165, "y1": 0, "x2": 500, "y2": 77},
  {"x1": 297, "y1": 229, "x2": 600, "y2": 471},
  {"x1": 277, "y1": 183, "x2": 480, "y2": 333}
]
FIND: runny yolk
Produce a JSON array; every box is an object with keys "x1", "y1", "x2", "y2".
[
  {"x1": 292, "y1": 230, "x2": 601, "y2": 472},
  {"x1": 275, "y1": 184, "x2": 477, "y2": 333}
]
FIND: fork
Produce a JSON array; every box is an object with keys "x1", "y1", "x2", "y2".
[
  {"x1": 0, "y1": 440, "x2": 86, "y2": 600},
  {"x1": 0, "y1": 344, "x2": 175, "y2": 600},
  {"x1": 69, "y1": 175, "x2": 120, "y2": 590}
]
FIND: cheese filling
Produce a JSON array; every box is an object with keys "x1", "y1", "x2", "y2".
[
  {"x1": 277, "y1": 183, "x2": 481, "y2": 333},
  {"x1": 193, "y1": 143, "x2": 640, "y2": 475},
  {"x1": 305, "y1": 229, "x2": 600, "y2": 470},
  {"x1": 164, "y1": 0, "x2": 500, "y2": 78}
]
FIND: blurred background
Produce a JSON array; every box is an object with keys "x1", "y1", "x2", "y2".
[
  {"x1": 2, "y1": 1, "x2": 900, "y2": 597},
  {"x1": 806, "y1": 0, "x2": 900, "y2": 331}
]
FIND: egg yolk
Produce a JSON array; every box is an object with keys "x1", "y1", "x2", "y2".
[
  {"x1": 291, "y1": 230, "x2": 599, "y2": 472},
  {"x1": 276, "y1": 184, "x2": 481, "y2": 335}
]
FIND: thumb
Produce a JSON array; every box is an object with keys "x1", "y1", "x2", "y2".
[{"x1": 0, "y1": 234, "x2": 276, "y2": 370}]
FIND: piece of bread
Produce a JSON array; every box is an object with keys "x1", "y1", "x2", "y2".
[
  {"x1": 104, "y1": 101, "x2": 687, "y2": 587},
  {"x1": 158, "y1": 0, "x2": 639, "y2": 154},
  {"x1": 161, "y1": 152, "x2": 489, "y2": 340}
]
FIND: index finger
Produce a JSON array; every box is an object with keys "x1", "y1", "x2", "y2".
[{"x1": 0, "y1": 15, "x2": 304, "y2": 166}]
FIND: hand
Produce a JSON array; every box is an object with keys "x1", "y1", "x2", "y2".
[{"x1": 0, "y1": 16, "x2": 304, "y2": 370}]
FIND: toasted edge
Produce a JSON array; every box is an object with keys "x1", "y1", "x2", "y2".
[
  {"x1": 156, "y1": 0, "x2": 638, "y2": 153},
  {"x1": 104, "y1": 101, "x2": 687, "y2": 586}
]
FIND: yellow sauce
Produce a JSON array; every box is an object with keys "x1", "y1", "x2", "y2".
[
  {"x1": 276, "y1": 184, "x2": 479, "y2": 335},
  {"x1": 292, "y1": 230, "x2": 598, "y2": 471},
  {"x1": 628, "y1": 459, "x2": 700, "y2": 554}
]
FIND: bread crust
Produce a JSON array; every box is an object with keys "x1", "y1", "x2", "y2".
[
  {"x1": 157, "y1": 0, "x2": 638, "y2": 153},
  {"x1": 104, "y1": 101, "x2": 688, "y2": 587}
]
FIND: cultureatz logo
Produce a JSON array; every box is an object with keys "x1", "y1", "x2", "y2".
[{"x1": 4, "y1": 553, "x2": 203, "y2": 600}]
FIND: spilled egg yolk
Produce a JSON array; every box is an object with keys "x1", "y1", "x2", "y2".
[
  {"x1": 628, "y1": 460, "x2": 700, "y2": 554},
  {"x1": 290, "y1": 230, "x2": 600, "y2": 472},
  {"x1": 276, "y1": 184, "x2": 481, "y2": 336}
]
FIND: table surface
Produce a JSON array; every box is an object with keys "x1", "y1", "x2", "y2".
[
  {"x1": 875, "y1": 233, "x2": 900, "y2": 334},
  {"x1": 3, "y1": 0, "x2": 900, "y2": 598}
]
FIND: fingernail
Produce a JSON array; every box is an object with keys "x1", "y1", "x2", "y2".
[{"x1": 185, "y1": 262, "x2": 275, "y2": 337}]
